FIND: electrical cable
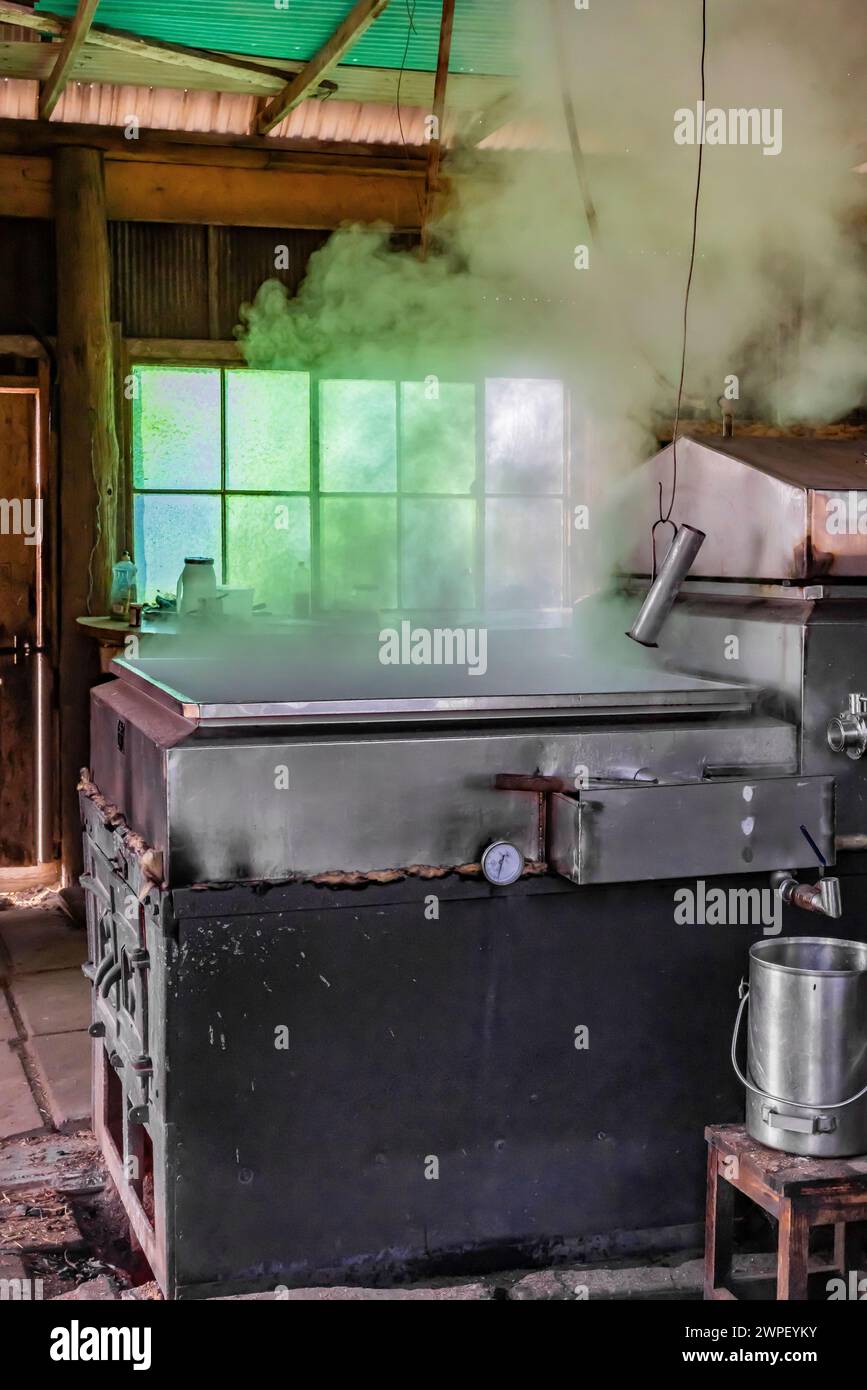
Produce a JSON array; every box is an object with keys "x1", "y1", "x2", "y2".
[
  {"x1": 85, "y1": 416, "x2": 103, "y2": 617},
  {"x1": 660, "y1": 0, "x2": 708, "y2": 525},
  {"x1": 395, "y1": 0, "x2": 425, "y2": 227},
  {"x1": 396, "y1": 0, "x2": 418, "y2": 151}
]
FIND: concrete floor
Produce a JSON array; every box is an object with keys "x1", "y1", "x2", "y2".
[{"x1": 0, "y1": 898, "x2": 91, "y2": 1141}]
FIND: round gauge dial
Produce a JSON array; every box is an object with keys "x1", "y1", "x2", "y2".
[{"x1": 481, "y1": 840, "x2": 525, "y2": 886}]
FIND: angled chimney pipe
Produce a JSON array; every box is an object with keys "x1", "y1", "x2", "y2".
[{"x1": 626, "y1": 523, "x2": 706, "y2": 648}]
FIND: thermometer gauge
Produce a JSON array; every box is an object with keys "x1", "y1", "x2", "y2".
[{"x1": 481, "y1": 840, "x2": 525, "y2": 886}]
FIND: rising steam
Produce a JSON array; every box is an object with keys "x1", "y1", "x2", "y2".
[{"x1": 239, "y1": 0, "x2": 867, "y2": 434}]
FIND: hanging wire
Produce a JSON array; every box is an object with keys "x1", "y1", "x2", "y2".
[
  {"x1": 395, "y1": 0, "x2": 425, "y2": 226},
  {"x1": 660, "y1": 0, "x2": 708, "y2": 525},
  {"x1": 395, "y1": 0, "x2": 418, "y2": 150},
  {"x1": 85, "y1": 420, "x2": 103, "y2": 617}
]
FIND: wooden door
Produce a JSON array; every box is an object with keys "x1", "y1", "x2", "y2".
[{"x1": 0, "y1": 384, "x2": 53, "y2": 871}]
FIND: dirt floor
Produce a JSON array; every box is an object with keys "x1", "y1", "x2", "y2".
[
  {"x1": 0, "y1": 1129, "x2": 161, "y2": 1299},
  {"x1": 0, "y1": 887, "x2": 160, "y2": 1300}
]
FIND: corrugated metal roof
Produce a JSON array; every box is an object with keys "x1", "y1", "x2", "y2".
[
  {"x1": 0, "y1": 77, "x2": 39, "y2": 120},
  {"x1": 0, "y1": 38, "x2": 514, "y2": 105},
  {"x1": 0, "y1": 79, "x2": 533, "y2": 147},
  {"x1": 34, "y1": 0, "x2": 516, "y2": 75}
]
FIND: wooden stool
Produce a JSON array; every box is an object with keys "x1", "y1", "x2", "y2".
[{"x1": 705, "y1": 1123, "x2": 867, "y2": 1300}]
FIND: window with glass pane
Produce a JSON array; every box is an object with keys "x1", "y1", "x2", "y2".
[
  {"x1": 485, "y1": 378, "x2": 565, "y2": 495},
  {"x1": 130, "y1": 366, "x2": 567, "y2": 614},
  {"x1": 399, "y1": 382, "x2": 476, "y2": 494},
  {"x1": 132, "y1": 366, "x2": 222, "y2": 490},
  {"x1": 319, "y1": 380, "x2": 397, "y2": 493},
  {"x1": 225, "y1": 371, "x2": 310, "y2": 491}
]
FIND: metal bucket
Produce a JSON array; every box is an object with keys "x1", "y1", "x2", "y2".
[{"x1": 732, "y1": 936, "x2": 867, "y2": 1157}]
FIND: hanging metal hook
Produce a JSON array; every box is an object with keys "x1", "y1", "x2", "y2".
[{"x1": 650, "y1": 486, "x2": 678, "y2": 580}]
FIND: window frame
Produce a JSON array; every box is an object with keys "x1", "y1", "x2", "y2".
[{"x1": 123, "y1": 339, "x2": 574, "y2": 616}]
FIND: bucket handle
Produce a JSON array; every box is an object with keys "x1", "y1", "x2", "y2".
[{"x1": 731, "y1": 981, "x2": 867, "y2": 1111}]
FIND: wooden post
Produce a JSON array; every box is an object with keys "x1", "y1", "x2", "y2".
[
  {"x1": 777, "y1": 1199, "x2": 810, "y2": 1300},
  {"x1": 834, "y1": 1219, "x2": 865, "y2": 1279},
  {"x1": 54, "y1": 146, "x2": 120, "y2": 880},
  {"x1": 703, "y1": 1146, "x2": 735, "y2": 1299},
  {"x1": 419, "y1": 0, "x2": 456, "y2": 259}
]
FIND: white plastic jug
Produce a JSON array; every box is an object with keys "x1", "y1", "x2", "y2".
[{"x1": 177, "y1": 557, "x2": 217, "y2": 616}]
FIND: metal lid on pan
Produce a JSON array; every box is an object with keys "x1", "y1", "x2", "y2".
[{"x1": 109, "y1": 654, "x2": 757, "y2": 728}]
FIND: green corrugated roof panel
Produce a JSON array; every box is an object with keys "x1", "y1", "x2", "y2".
[{"x1": 34, "y1": 1, "x2": 516, "y2": 75}]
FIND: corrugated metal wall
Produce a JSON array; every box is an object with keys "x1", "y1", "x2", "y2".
[
  {"x1": 210, "y1": 226, "x2": 330, "y2": 338},
  {"x1": 107, "y1": 222, "x2": 330, "y2": 339},
  {"x1": 108, "y1": 223, "x2": 210, "y2": 339},
  {"x1": 0, "y1": 218, "x2": 409, "y2": 341}
]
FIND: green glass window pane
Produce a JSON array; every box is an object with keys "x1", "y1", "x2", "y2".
[
  {"x1": 133, "y1": 494, "x2": 222, "y2": 601},
  {"x1": 225, "y1": 371, "x2": 310, "y2": 491},
  {"x1": 132, "y1": 366, "x2": 221, "y2": 489},
  {"x1": 485, "y1": 498, "x2": 563, "y2": 609},
  {"x1": 319, "y1": 380, "x2": 396, "y2": 492},
  {"x1": 400, "y1": 499, "x2": 476, "y2": 609},
  {"x1": 485, "y1": 378, "x2": 565, "y2": 495},
  {"x1": 226, "y1": 495, "x2": 310, "y2": 613},
  {"x1": 399, "y1": 382, "x2": 477, "y2": 494},
  {"x1": 320, "y1": 497, "x2": 397, "y2": 609}
]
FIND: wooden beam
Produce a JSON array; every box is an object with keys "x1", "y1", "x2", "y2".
[
  {"x1": 39, "y1": 0, "x2": 100, "y2": 120},
  {"x1": 257, "y1": 0, "x2": 391, "y2": 135},
  {"x1": 104, "y1": 160, "x2": 423, "y2": 229},
  {"x1": 53, "y1": 146, "x2": 120, "y2": 878},
  {"x1": 0, "y1": 152, "x2": 424, "y2": 226},
  {"x1": 0, "y1": 155, "x2": 53, "y2": 217},
  {"x1": 0, "y1": 31, "x2": 513, "y2": 108},
  {"x1": 420, "y1": 0, "x2": 456, "y2": 258},
  {"x1": 0, "y1": 118, "x2": 427, "y2": 174},
  {"x1": 0, "y1": 0, "x2": 61, "y2": 36},
  {"x1": 549, "y1": 0, "x2": 599, "y2": 242},
  {"x1": 250, "y1": 95, "x2": 269, "y2": 140},
  {"x1": 461, "y1": 91, "x2": 520, "y2": 146},
  {"x1": 0, "y1": 334, "x2": 48, "y2": 359},
  {"x1": 0, "y1": 0, "x2": 288, "y2": 95},
  {"x1": 126, "y1": 338, "x2": 243, "y2": 363}
]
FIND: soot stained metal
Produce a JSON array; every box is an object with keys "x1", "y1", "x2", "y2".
[{"x1": 80, "y1": 434, "x2": 867, "y2": 1298}]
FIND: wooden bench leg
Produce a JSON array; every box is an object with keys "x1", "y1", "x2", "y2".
[
  {"x1": 778, "y1": 1200, "x2": 810, "y2": 1300},
  {"x1": 704, "y1": 1147, "x2": 735, "y2": 1298},
  {"x1": 834, "y1": 1220, "x2": 865, "y2": 1278}
]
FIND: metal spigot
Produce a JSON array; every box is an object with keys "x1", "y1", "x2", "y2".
[
  {"x1": 771, "y1": 870, "x2": 842, "y2": 919},
  {"x1": 827, "y1": 693, "x2": 867, "y2": 760}
]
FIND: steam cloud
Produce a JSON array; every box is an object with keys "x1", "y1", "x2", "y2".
[
  {"x1": 239, "y1": 0, "x2": 867, "y2": 433},
  {"x1": 229, "y1": 0, "x2": 867, "y2": 661}
]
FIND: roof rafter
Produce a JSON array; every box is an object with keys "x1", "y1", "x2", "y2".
[
  {"x1": 0, "y1": 0, "x2": 289, "y2": 94},
  {"x1": 420, "y1": 0, "x2": 455, "y2": 257},
  {"x1": 461, "y1": 91, "x2": 520, "y2": 146},
  {"x1": 256, "y1": 0, "x2": 392, "y2": 136},
  {"x1": 39, "y1": 0, "x2": 101, "y2": 119}
]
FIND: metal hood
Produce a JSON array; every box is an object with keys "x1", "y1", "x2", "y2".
[{"x1": 620, "y1": 434, "x2": 867, "y2": 582}]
